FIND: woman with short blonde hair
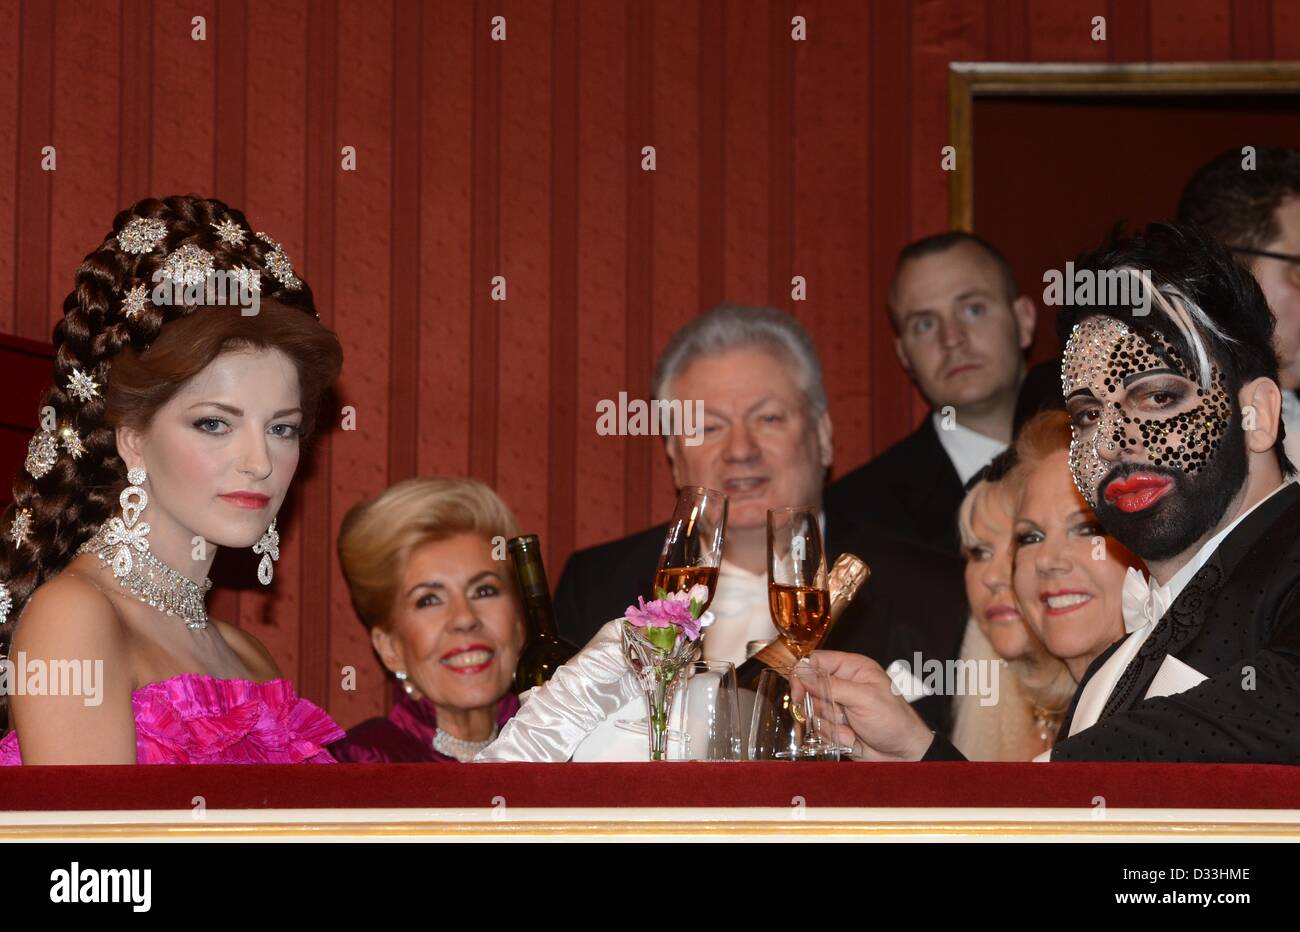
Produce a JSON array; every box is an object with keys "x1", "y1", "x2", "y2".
[
  {"x1": 1009, "y1": 411, "x2": 1137, "y2": 685},
  {"x1": 330, "y1": 478, "x2": 528, "y2": 763},
  {"x1": 950, "y1": 461, "x2": 1074, "y2": 760},
  {"x1": 950, "y1": 412, "x2": 1107, "y2": 760}
]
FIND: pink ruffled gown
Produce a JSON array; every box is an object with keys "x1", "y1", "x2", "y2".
[{"x1": 0, "y1": 673, "x2": 345, "y2": 765}]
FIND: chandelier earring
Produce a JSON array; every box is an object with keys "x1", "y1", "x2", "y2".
[{"x1": 253, "y1": 518, "x2": 280, "y2": 586}]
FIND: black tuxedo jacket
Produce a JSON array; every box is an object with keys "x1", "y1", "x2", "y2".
[
  {"x1": 823, "y1": 417, "x2": 964, "y2": 558},
  {"x1": 927, "y1": 480, "x2": 1300, "y2": 763},
  {"x1": 553, "y1": 512, "x2": 969, "y2": 737}
]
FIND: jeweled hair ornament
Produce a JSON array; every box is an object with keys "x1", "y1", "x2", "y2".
[
  {"x1": 122, "y1": 283, "x2": 150, "y2": 319},
  {"x1": 159, "y1": 243, "x2": 216, "y2": 288},
  {"x1": 24, "y1": 430, "x2": 58, "y2": 479},
  {"x1": 116, "y1": 217, "x2": 167, "y2": 254},
  {"x1": 66, "y1": 367, "x2": 100, "y2": 404},
  {"x1": 211, "y1": 218, "x2": 247, "y2": 246},
  {"x1": 256, "y1": 232, "x2": 303, "y2": 291},
  {"x1": 60, "y1": 424, "x2": 85, "y2": 460},
  {"x1": 9, "y1": 509, "x2": 32, "y2": 548}
]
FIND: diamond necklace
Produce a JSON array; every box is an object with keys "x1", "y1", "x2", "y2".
[
  {"x1": 433, "y1": 723, "x2": 499, "y2": 762},
  {"x1": 79, "y1": 522, "x2": 213, "y2": 630}
]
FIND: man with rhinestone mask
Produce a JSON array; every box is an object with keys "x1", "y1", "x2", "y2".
[{"x1": 807, "y1": 223, "x2": 1300, "y2": 763}]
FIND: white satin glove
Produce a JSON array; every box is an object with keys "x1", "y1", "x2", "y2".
[{"x1": 475, "y1": 618, "x2": 641, "y2": 763}]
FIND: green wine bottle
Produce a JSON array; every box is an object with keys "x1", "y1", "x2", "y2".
[{"x1": 507, "y1": 534, "x2": 579, "y2": 690}]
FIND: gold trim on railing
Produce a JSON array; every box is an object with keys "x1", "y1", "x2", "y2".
[{"x1": 1, "y1": 819, "x2": 1297, "y2": 839}]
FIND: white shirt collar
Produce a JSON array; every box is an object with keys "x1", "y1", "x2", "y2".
[
  {"x1": 1280, "y1": 392, "x2": 1300, "y2": 469},
  {"x1": 1281, "y1": 388, "x2": 1300, "y2": 428},
  {"x1": 930, "y1": 411, "x2": 1008, "y2": 486}
]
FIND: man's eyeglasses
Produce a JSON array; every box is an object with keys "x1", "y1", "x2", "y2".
[{"x1": 1230, "y1": 245, "x2": 1300, "y2": 267}]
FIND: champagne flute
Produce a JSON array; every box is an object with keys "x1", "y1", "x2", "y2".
[
  {"x1": 654, "y1": 486, "x2": 728, "y2": 610},
  {"x1": 617, "y1": 487, "x2": 728, "y2": 738},
  {"x1": 767, "y1": 506, "x2": 832, "y2": 758},
  {"x1": 766, "y1": 506, "x2": 830, "y2": 660}
]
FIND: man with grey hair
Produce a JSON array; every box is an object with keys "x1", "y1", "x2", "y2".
[{"x1": 554, "y1": 303, "x2": 967, "y2": 736}]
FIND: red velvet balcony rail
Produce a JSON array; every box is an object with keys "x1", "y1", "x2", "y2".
[{"x1": 0, "y1": 762, "x2": 1296, "y2": 812}]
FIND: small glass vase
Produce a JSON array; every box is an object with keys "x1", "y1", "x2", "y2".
[{"x1": 621, "y1": 621, "x2": 700, "y2": 761}]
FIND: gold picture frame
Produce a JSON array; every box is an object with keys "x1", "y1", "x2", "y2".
[{"x1": 947, "y1": 62, "x2": 1300, "y2": 231}]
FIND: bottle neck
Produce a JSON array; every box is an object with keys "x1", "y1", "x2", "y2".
[
  {"x1": 508, "y1": 538, "x2": 558, "y2": 639},
  {"x1": 519, "y1": 585, "x2": 559, "y2": 638}
]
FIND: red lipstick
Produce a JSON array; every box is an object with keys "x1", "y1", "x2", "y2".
[
  {"x1": 1103, "y1": 473, "x2": 1173, "y2": 513},
  {"x1": 219, "y1": 491, "x2": 271, "y2": 510},
  {"x1": 439, "y1": 643, "x2": 495, "y2": 676},
  {"x1": 1039, "y1": 589, "x2": 1094, "y2": 617}
]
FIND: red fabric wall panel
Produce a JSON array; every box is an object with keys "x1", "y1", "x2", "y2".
[
  {"x1": 50, "y1": 0, "x2": 121, "y2": 340},
  {"x1": 1106, "y1": 0, "x2": 1152, "y2": 62},
  {"x1": 647, "y1": 1, "x2": 702, "y2": 518},
  {"x1": 1151, "y1": 0, "x2": 1233, "y2": 60},
  {"x1": 0, "y1": 0, "x2": 1290, "y2": 729},
  {"x1": 498, "y1": 0, "x2": 554, "y2": 549},
  {"x1": 0, "y1": 0, "x2": 19, "y2": 337},
  {"x1": 574, "y1": 0, "x2": 627, "y2": 551},
  {"x1": 866, "y1": 1, "x2": 915, "y2": 450},
  {"x1": 910, "y1": 0, "x2": 985, "y2": 427},
  {"x1": 1277, "y1": 0, "x2": 1300, "y2": 58},
  {"x1": 795, "y1": 0, "x2": 873, "y2": 470},
  {"x1": 1027, "y1": 0, "x2": 1109, "y2": 61},
  {"x1": 329, "y1": 0, "x2": 393, "y2": 718},
  {"x1": 418, "y1": 0, "x2": 473, "y2": 486}
]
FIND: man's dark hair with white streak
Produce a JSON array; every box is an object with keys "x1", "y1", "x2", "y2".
[
  {"x1": 1056, "y1": 222, "x2": 1293, "y2": 477},
  {"x1": 1053, "y1": 223, "x2": 1295, "y2": 565}
]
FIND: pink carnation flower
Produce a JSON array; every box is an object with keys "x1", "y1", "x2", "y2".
[{"x1": 624, "y1": 594, "x2": 702, "y2": 641}]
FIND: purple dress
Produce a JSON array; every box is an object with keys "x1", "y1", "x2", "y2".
[
  {"x1": 0, "y1": 673, "x2": 345, "y2": 765},
  {"x1": 330, "y1": 682, "x2": 520, "y2": 763}
]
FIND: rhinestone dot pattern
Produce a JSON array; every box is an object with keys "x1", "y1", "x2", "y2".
[{"x1": 1061, "y1": 316, "x2": 1232, "y2": 507}]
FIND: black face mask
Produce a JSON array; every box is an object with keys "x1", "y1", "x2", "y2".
[{"x1": 1093, "y1": 406, "x2": 1248, "y2": 563}]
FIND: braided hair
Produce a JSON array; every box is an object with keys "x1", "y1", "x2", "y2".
[{"x1": 0, "y1": 195, "x2": 343, "y2": 729}]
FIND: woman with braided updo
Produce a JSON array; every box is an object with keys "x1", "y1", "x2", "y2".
[{"x1": 0, "y1": 194, "x2": 345, "y2": 764}]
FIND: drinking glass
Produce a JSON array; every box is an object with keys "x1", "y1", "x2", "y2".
[
  {"x1": 747, "y1": 667, "x2": 841, "y2": 761},
  {"x1": 666, "y1": 661, "x2": 741, "y2": 760},
  {"x1": 617, "y1": 660, "x2": 741, "y2": 760},
  {"x1": 766, "y1": 506, "x2": 830, "y2": 660},
  {"x1": 655, "y1": 486, "x2": 728, "y2": 610}
]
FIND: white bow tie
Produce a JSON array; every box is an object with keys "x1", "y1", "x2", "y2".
[{"x1": 1120, "y1": 566, "x2": 1172, "y2": 634}]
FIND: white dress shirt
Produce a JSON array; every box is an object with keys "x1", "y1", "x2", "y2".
[
  {"x1": 1035, "y1": 478, "x2": 1297, "y2": 761},
  {"x1": 931, "y1": 411, "x2": 1008, "y2": 486},
  {"x1": 701, "y1": 559, "x2": 773, "y2": 668}
]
